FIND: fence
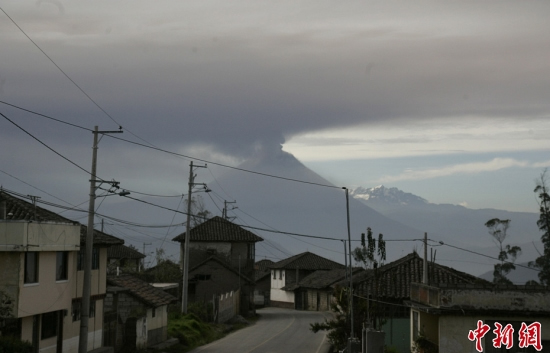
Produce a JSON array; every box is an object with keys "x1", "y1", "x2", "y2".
[{"x1": 214, "y1": 289, "x2": 240, "y2": 324}]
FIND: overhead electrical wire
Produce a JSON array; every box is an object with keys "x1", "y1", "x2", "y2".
[{"x1": 0, "y1": 6, "x2": 156, "y2": 148}]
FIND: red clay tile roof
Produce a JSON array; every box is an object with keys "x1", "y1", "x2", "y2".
[
  {"x1": 1, "y1": 189, "x2": 123, "y2": 246},
  {"x1": 270, "y1": 251, "x2": 345, "y2": 271},
  {"x1": 350, "y1": 252, "x2": 489, "y2": 299},
  {"x1": 172, "y1": 216, "x2": 263, "y2": 243},
  {"x1": 107, "y1": 274, "x2": 177, "y2": 307}
]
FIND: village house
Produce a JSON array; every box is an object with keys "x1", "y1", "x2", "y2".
[
  {"x1": 408, "y1": 282, "x2": 550, "y2": 353},
  {"x1": 0, "y1": 189, "x2": 123, "y2": 353},
  {"x1": 104, "y1": 274, "x2": 177, "y2": 351},
  {"x1": 172, "y1": 216, "x2": 263, "y2": 316},
  {"x1": 269, "y1": 251, "x2": 346, "y2": 309},
  {"x1": 107, "y1": 245, "x2": 145, "y2": 274},
  {"x1": 343, "y1": 251, "x2": 488, "y2": 353}
]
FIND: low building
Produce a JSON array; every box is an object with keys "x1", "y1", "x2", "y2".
[
  {"x1": 107, "y1": 245, "x2": 146, "y2": 274},
  {"x1": 408, "y1": 282, "x2": 550, "y2": 353},
  {"x1": 344, "y1": 252, "x2": 487, "y2": 353},
  {"x1": 254, "y1": 259, "x2": 274, "y2": 307},
  {"x1": 172, "y1": 216, "x2": 263, "y2": 316},
  {"x1": 105, "y1": 274, "x2": 177, "y2": 351},
  {"x1": 269, "y1": 251, "x2": 345, "y2": 309}
]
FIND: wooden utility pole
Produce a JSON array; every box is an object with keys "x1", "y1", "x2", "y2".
[{"x1": 79, "y1": 126, "x2": 122, "y2": 353}]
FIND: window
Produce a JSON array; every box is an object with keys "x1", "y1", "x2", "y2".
[
  {"x1": 412, "y1": 311, "x2": 419, "y2": 341},
  {"x1": 152, "y1": 307, "x2": 156, "y2": 318},
  {"x1": 41, "y1": 312, "x2": 57, "y2": 340},
  {"x1": 72, "y1": 300, "x2": 81, "y2": 322},
  {"x1": 247, "y1": 243, "x2": 254, "y2": 259},
  {"x1": 272, "y1": 270, "x2": 275, "y2": 279},
  {"x1": 72, "y1": 300, "x2": 95, "y2": 321},
  {"x1": 89, "y1": 300, "x2": 96, "y2": 318},
  {"x1": 24, "y1": 252, "x2": 39, "y2": 284},
  {"x1": 56, "y1": 252, "x2": 68, "y2": 281},
  {"x1": 279, "y1": 270, "x2": 282, "y2": 280},
  {"x1": 78, "y1": 247, "x2": 99, "y2": 271}
]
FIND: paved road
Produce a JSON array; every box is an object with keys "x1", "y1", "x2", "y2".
[{"x1": 190, "y1": 308, "x2": 332, "y2": 353}]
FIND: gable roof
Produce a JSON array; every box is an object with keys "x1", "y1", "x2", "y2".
[
  {"x1": 108, "y1": 245, "x2": 146, "y2": 260},
  {"x1": 0, "y1": 189, "x2": 123, "y2": 246},
  {"x1": 189, "y1": 256, "x2": 254, "y2": 284},
  {"x1": 270, "y1": 251, "x2": 345, "y2": 271},
  {"x1": 284, "y1": 268, "x2": 363, "y2": 291},
  {"x1": 350, "y1": 252, "x2": 488, "y2": 299},
  {"x1": 107, "y1": 274, "x2": 177, "y2": 307},
  {"x1": 172, "y1": 216, "x2": 263, "y2": 243},
  {"x1": 255, "y1": 259, "x2": 275, "y2": 281}
]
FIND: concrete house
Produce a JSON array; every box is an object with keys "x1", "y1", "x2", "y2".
[
  {"x1": 172, "y1": 216, "x2": 263, "y2": 315},
  {"x1": 408, "y1": 282, "x2": 550, "y2": 353},
  {"x1": 0, "y1": 189, "x2": 123, "y2": 353},
  {"x1": 270, "y1": 251, "x2": 345, "y2": 309},
  {"x1": 345, "y1": 252, "x2": 487, "y2": 353},
  {"x1": 104, "y1": 275, "x2": 177, "y2": 351}
]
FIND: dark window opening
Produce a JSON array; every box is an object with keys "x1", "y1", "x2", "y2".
[
  {"x1": 24, "y1": 252, "x2": 39, "y2": 284},
  {"x1": 78, "y1": 247, "x2": 99, "y2": 271},
  {"x1": 56, "y1": 252, "x2": 68, "y2": 281},
  {"x1": 41, "y1": 312, "x2": 57, "y2": 340}
]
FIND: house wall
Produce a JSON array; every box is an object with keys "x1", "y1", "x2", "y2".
[
  {"x1": 191, "y1": 260, "x2": 242, "y2": 301},
  {"x1": 18, "y1": 252, "x2": 74, "y2": 318},
  {"x1": 438, "y1": 315, "x2": 550, "y2": 353},
  {"x1": 76, "y1": 248, "x2": 107, "y2": 298},
  {"x1": 270, "y1": 269, "x2": 294, "y2": 306},
  {"x1": 0, "y1": 222, "x2": 80, "y2": 251},
  {"x1": 19, "y1": 305, "x2": 103, "y2": 353},
  {"x1": 147, "y1": 305, "x2": 168, "y2": 346}
]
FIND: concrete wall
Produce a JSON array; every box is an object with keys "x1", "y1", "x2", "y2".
[
  {"x1": 0, "y1": 222, "x2": 80, "y2": 252},
  {"x1": 76, "y1": 248, "x2": 107, "y2": 298},
  {"x1": 18, "y1": 252, "x2": 74, "y2": 318},
  {"x1": 191, "y1": 260, "x2": 242, "y2": 300}
]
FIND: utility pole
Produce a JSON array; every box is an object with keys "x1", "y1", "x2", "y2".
[
  {"x1": 423, "y1": 232, "x2": 428, "y2": 284},
  {"x1": 344, "y1": 187, "x2": 354, "y2": 342},
  {"x1": 181, "y1": 161, "x2": 207, "y2": 314},
  {"x1": 27, "y1": 195, "x2": 40, "y2": 221},
  {"x1": 223, "y1": 200, "x2": 237, "y2": 220},
  {"x1": 79, "y1": 126, "x2": 122, "y2": 353}
]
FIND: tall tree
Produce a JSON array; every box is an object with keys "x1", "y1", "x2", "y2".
[
  {"x1": 530, "y1": 170, "x2": 550, "y2": 285},
  {"x1": 485, "y1": 218, "x2": 521, "y2": 284},
  {"x1": 186, "y1": 195, "x2": 212, "y2": 227}
]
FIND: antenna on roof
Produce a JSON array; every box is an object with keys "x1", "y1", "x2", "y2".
[{"x1": 28, "y1": 195, "x2": 41, "y2": 221}]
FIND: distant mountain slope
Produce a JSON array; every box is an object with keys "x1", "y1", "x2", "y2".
[
  {"x1": 478, "y1": 262, "x2": 540, "y2": 284},
  {"x1": 350, "y1": 185, "x2": 542, "y2": 277}
]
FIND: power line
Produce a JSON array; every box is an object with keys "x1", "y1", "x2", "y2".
[{"x1": 0, "y1": 6, "x2": 156, "y2": 148}]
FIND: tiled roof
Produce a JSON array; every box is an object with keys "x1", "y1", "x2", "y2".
[
  {"x1": 189, "y1": 256, "x2": 253, "y2": 284},
  {"x1": 350, "y1": 252, "x2": 489, "y2": 299},
  {"x1": 283, "y1": 268, "x2": 363, "y2": 291},
  {"x1": 270, "y1": 251, "x2": 345, "y2": 271},
  {"x1": 108, "y1": 245, "x2": 146, "y2": 260},
  {"x1": 107, "y1": 274, "x2": 177, "y2": 307},
  {"x1": 172, "y1": 216, "x2": 263, "y2": 243},
  {"x1": 255, "y1": 259, "x2": 274, "y2": 281},
  {"x1": 0, "y1": 189, "x2": 123, "y2": 246}
]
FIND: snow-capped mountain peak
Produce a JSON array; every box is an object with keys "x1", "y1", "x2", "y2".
[{"x1": 350, "y1": 185, "x2": 428, "y2": 206}]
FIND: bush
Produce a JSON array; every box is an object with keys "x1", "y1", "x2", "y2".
[{"x1": 0, "y1": 336, "x2": 33, "y2": 353}]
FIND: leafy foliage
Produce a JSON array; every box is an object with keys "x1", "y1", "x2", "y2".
[
  {"x1": 352, "y1": 227, "x2": 386, "y2": 269},
  {"x1": 529, "y1": 170, "x2": 550, "y2": 285},
  {"x1": 0, "y1": 336, "x2": 33, "y2": 353},
  {"x1": 484, "y1": 218, "x2": 521, "y2": 284},
  {"x1": 310, "y1": 285, "x2": 351, "y2": 350}
]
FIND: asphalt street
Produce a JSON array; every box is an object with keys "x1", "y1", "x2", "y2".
[{"x1": 189, "y1": 307, "x2": 333, "y2": 353}]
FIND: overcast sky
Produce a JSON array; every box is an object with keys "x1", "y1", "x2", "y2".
[{"x1": 1, "y1": 0, "x2": 550, "y2": 236}]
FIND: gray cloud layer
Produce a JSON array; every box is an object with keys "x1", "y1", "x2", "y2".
[{"x1": 1, "y1": 0, "x2": 550, "y2": 160}]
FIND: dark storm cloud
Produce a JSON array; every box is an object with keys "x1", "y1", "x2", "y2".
[{"x1": 1, "y1": 0, "x2": 550, "y2": 161}]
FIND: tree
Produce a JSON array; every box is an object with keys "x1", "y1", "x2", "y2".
[
  {"x1": 311, "y1": 227, "x2": 386, "y2": 350},
  {"x1": 529, "y1": 170, "x2": 550, "y2": 285},
  {"x1": 484, "y1": 218, "x2": 521, "y2": 284}
]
